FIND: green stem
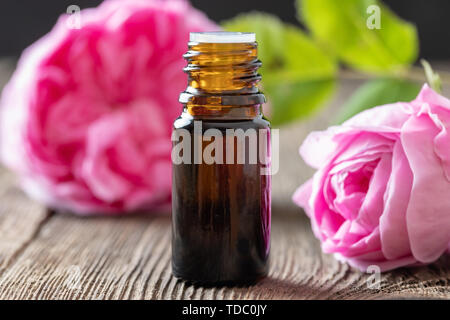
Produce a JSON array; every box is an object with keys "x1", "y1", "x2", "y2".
[
  {"x1": 340, "y1": 64, "x2": 450, "y2": 90},
  {"x1": 420, "y1": 59, "x2": 442, "y2": 93}
]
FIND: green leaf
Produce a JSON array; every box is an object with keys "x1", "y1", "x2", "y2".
[
  {"x1": 222, "y1": 13, "x2": 337, "y2": 126},
  {"x1": 336, "y1": 78, "x2": 421, "y2": 123},
  {"x1": 265, "y1": 78, "x2": 335, "y2": 125},
  {"x1": 298, "y1": 0, "x2": 419, "y2": 74}
]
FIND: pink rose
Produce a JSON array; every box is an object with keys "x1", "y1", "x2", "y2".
[
  {"x1": 293, "y1": 85, "x2": 450, "y2": 272},
  {"x1": 0, "y1": 0, "x2": 218, "y2": 214}
]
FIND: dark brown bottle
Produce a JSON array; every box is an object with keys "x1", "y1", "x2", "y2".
[{"x1": 171, "y1": 32, "x2": 271, "y2": 285}]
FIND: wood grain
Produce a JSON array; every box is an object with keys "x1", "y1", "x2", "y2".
[
  {"x1": 0, "y1": 203, "x2": 448, "y2": 300},
  {"x1": 0, "y1": 170, "x2": 50, "y2": 276},
  {"x1": 0, "y1": 59, "x2": 448, "y2": 299}
]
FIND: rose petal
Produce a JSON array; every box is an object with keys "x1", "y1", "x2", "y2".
[
  {"x1": 401, "y1": 107, "x2": 450, "y2": 263},
  {"x1": 343, "y1": 102, "x2": 414, "y2": 130},
  {"x1": 380, "y1": 141, "x2": 413, "y2": 259},
  {"x1": 356, "y1": 153, "x2": 392, "y2": 231}
]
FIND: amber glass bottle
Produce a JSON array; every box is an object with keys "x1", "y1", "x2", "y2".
[{"x1": 171, "y1": 32, "x2": 271, "y2": 284}]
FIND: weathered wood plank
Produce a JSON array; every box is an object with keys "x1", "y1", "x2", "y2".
[
  {"x1": 0, "y1": 169, "x2": 50, "y2": 276},
  {"x1": 0, "y1": 204, "x2": 448, "y2": 300}
]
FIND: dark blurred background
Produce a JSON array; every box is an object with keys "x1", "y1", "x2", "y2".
[{"x1": 0, "y1": 0, "x2": 449, "y2": 59}]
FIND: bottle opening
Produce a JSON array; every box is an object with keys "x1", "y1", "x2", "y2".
[{"x1": 190, "y1": 32, "x2": 256, "y2": 43}]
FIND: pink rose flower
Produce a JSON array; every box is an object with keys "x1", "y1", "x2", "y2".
[
  {"x1": 0, "y1": 0, "x2": 218, "y2": 214},
  {"x1": 293, "y1": 85, "x2": 450, "y2": 272}
]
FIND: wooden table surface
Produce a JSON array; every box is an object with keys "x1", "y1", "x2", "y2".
[{"x1": 0, "y1": 60, "x2": 448, "y2": 300}]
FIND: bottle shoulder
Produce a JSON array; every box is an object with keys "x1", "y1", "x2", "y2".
[{"x1": 173, "y1": 112, "x2": 270, "y2": 131}]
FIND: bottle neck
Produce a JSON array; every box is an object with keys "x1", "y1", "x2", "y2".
[{"x1": 179, "y1": 41, "x2": 265, "y2": 119}]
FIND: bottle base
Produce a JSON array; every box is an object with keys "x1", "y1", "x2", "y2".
[{"x1": 172, "y1": 270, "x2": 268, "y2": 287}]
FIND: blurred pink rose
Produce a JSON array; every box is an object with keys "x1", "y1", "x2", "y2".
[
  {"x1": 293, "y1": 85, "x2": 450, "y2": 272},
  {"x1": 0, "y1": 0, "x2": 218, "y2": 214}
]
